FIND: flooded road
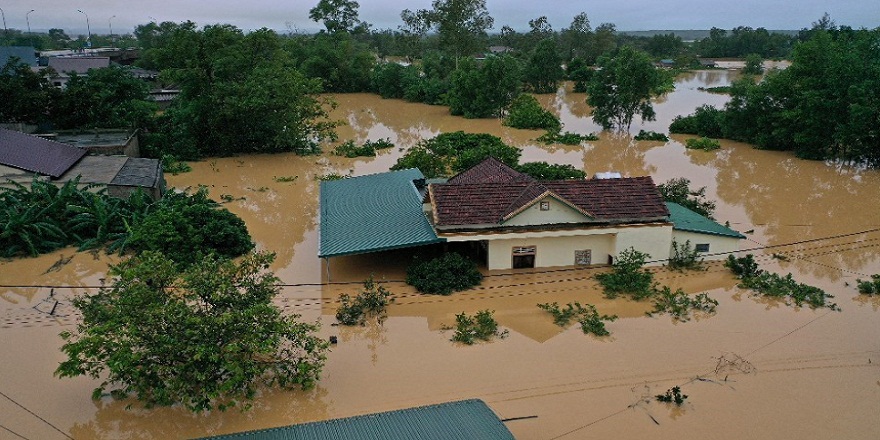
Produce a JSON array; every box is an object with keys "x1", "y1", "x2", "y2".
[{"x1": 1, "y1": 71, "x2": 879, "y2": 439}]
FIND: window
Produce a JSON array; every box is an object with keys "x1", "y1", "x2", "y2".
[
  {"x1": 695, "y1": 243, "x2": 710, "y2": 253},
  {"x1": 540, "y1": 201, "x2": 550, "y2": 211},
  {"x1": 512, "y1": 246, "x2": 536, "y2": 269},
  {"x1": 575, "y1": 250, "x2": 592, "y2": 265}
]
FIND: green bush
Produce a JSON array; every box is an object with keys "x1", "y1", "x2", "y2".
[
  {"x1": 536, "y1": 131, "x2": 599, "y2": 145},
  {"x1": 503, "y1": 94, "x2": 561, "y2": 131},
  {"x1": 656, "y1": 386, "x2": 688, "y2": 405},
  {"x1": 595, "y1": 248, "x2": 657, "y2": 300},
  {"x1": 537, "y1": 302, "x2": 618, "y2": 336},
  {"x1": 657, "y1": 177, "x2": 717, "y2": 219},
  {"x1": 647, "y1": 287, "x2": 718, "y2": 322},
  {"x1": 856, "y1": 274, "x2": 880, "y2": 295},
  {"x1": 668, "y1": 240, "x2": 705, "y2": 271},
  {"x1": 406, "y1": 253, "x2": 483, "y2": 295},
  {"x1": 391, "y1": 132, "x2": 521, "y2": 178},
  {"x1": 333, "y1": 138, "x2": 394, "y2": 158},
  {"x1": 161, "y1": 154, "x2": 192, "y2": 174},
  {"x1": 516, "y1": 162, "x2": 586, "y2": 180},
  {"x1": 336, "y1": 276, "x2": 394, "y2": 326},
  {"x1": 634, "y1": 130, "x2": 669, "y2": 141},
  {"x1": 685, "y1": 137, "x2": 721, "y2": 151},
  {"x1": 725, "y1": 254, "x2": 839, "y2": 310},
  {"x1": 669, "y1": 104, "x2": 725, "y2": 138},
  {"x1": 450, "y1": 310, "x2": 507, "y2": 344}
]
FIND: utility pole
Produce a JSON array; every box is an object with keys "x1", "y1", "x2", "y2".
[
  {"x1": 0, "y1": 7, "x2": 8, "y2": 42},
  {"x1": 26, "y1": 9, "x2": 34, "y2": 48},
  {"x1": 77, "y1": 9, "x2": 90, "y2": 49},
  {"x1": 109, "y1": 15, "x2": 116, "y2": 47}
]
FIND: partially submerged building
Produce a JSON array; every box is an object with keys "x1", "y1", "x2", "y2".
[
  {"x1": 0, "y1": 128, "x2": 164, "y2": 199},
  {"x1": 319, "y1": 157, "x2": 744, "y2": 271}
]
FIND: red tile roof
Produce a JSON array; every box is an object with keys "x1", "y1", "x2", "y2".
[
  {"x1": 431, "y1": 157, "x2": 668, "y2": 227},
  {"x1": 0, "y1": 129, "x2": 87, "y2": 178}
]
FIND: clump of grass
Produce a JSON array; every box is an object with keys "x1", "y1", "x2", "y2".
[
  {"x1": 725, "y1": 255, "x2": 839, "y2": 310},
  {"x1": 161, "y1": 154, "x2": 192, "y2": 175},
  {"x1": 668, "y1": 239, "x2": 705, "y2": 271},
  {"x1": 333, "y1": 138, "x2": 394, "y2": 158},
  {"x1": 537, "y1": 130, "x2": 599, "y2": 145},
  {"x1": 656, "y1": 386, "x2": 688, "y2": 405},
  {"x1": 633, "y1": 130, "x2": 669, "y2": 141},
  {"x1": 685, "y1": 137, "x2": 721, "y2": 151},
  {"x1": 336, "y1": 276, "x2": 395, "y2": 326},
  {"x1": 647, "y1": 287, "x2": 718, "y2": 322},
  {"x1": 449, "y1": 310, "x2": 508, "y2": 345},
  {"x1": 537, "y1": 302, "x2": 618, "y2": 336},
  {"x1": 856, "y1": 274, "x2": 880, "y2": 295},
  {"x1": 273, "y1": 175, "x2": 298, "y2": 183}
]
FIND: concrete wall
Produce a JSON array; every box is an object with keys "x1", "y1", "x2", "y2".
[
  {"x1": 486, "y1": 233, "x2": 615, "y2": 270},
  {"x1": 615, "y1": 224, "x2": 675, "y2": 264},
  {"x1": 671, "y1": 231, "x2": 742, "y2": 261},
  {"x1": 503, "y1": 196, "x2": 587, "y2": 227}
]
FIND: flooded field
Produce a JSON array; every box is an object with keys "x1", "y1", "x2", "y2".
[{"x1": 1, "y1": 70, "x2": 879, "y2": 439}]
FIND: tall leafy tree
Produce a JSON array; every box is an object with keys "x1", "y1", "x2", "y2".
[
  {"x1": 586, "y1": 46, "x2": 671, "y2": 130},
  {"x1": 523, "y1": 39, "x2": 564, "y2": 93},
  {"x1": 447, "y1": 55, "x2": 521, "y2": 118},
  {"x1": 0, "y1": 60, "x2": 56, "y2": 124},
  {"x1": 52, "y1": 66, "x2": 156, "y2": 129},
  {"x1": 560, "y1": 12, "x2": 592, "y2": 60},
  {"x1": 309, "y1": 0, "x2": 366, "y2": 34},
  {"x1": 57, "y1": 251, "x2": 329, "y2": 412},
  {"x1": 401, "y1": 0, "x2": 494, "y2": 66}
]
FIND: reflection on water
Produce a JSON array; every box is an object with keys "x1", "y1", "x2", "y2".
[{"x1": 1, "y1": 70, "x2": 879, "y2": 439}]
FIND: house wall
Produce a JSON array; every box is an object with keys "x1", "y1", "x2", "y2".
[
  {"x1": 444, "y1": 223, "x2": 673, "y2": 270},
  {"x1": 671, "y1": 231, "x2": 741, "y2": 261},
  {"x1": 502, "y1": 197, "x2": 587, "y2": 227}
]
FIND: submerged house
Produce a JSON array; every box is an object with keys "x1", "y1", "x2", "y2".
[
  {"x1": 319, "y1": 157, "x2": 744, "y2": 270},
  {"x1": 0, "y1": 128, "x2": 165, "y2": 200}
]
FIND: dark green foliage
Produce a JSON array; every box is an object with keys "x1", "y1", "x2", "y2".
[
  {"x1": 391, "y1": 131, "x2": 521, "y2": 178},
  {"x1": 685, "y1": 137, "x2": 721, "y2": 151},
  {"x1": 647, "y1": 287, "x2": 718, "y2": 322},
  {"x1": 586, "y1": 46, "x2": 673, "y2": 130},
  {"x1": 332, "y1": 138, "x2": 394, "y2": 158},
  {"x1": 447, "y1": 56, "x2": 522, "y2": 119},
  {"x1": 56, "y1": 251, "x2": 329, "y2": 412},
  {"x1": 656, "y1": 386, "x2": 688, "y2": 405},
  {"x1": 725, "y1": 255, "x2": 839, "y2": 310},
  {"x1": 406, "y1": 252, "x2": 483, "y2": 295},
  {"x1": 537, "y1": 302, "x2": 618, "y2": 336},
  {"x1": 289, "y1": 32, "x2": 374, "y2": 93},
  {"x1": 450, "y1": 310, "x2": 507, "y2": 345},
  {"x1": 52, "y1": 66, "x2": 157, "y2": 130},
  {"x1": 566, "y1": 57, "x2": 593, "y2": 93},
  {"x1": 695, "y1": 26, "x2": 794, "y2": 58},
  {"x1": 669, "y1": 105, "x2": 726, "y2": 138},
  {"x1": 657, "y1": 177, "x2": 717, "y2": 219},
  {"x1": 503, "y1": 94, "x2": 561, "y2": 131},
  {"x1": 536, "y1": 131, "x2": 599, "y2": 145},
  {"x1": 668, "y1": 240, "x2": 705, "y2": 271},
  {"x1": 371, "y1": 62, "x2": 420, "y2": 99},
  {"x1": 742, "y1": 53, "x2": 764, "y2": 75},
  {"x1": 523, "y1": 39, "x2": 564, "y2": 93},
  {"x1": 697, "y1": 86, "x2": 732, "y2": 94},
  {"x1": 516, "y1": 162, "x2": 586, "y2": 180},
  {"x1": 309, "y1": 0, "x2": 365, "y2": 34},
  {"x1": 595, "y1": 248, "x2": 656, "y2": 300},
  {"x1": 126, "y1": 188, "x2": 254, "y2": 268},
  {"x1": 0, "y1": 59, "x2": 57, "y2": 124},
  {"x1": 634, "y1": 130, "x2": 669, "y2": 142},
  {"x1": 160, "y1": 155, "x2": 192, "y2": 175},
  {"x1": 856, "y1": 275, "x2": 880, "y2": 295},
  {"x1": 336, "y1": 276, "x2": 395, "y2": 326}
]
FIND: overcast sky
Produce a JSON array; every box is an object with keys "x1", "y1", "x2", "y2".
[{"x1": 4, "y1": 1, "x2": 877, "y2": 35}]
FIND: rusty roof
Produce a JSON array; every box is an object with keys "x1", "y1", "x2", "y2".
[
  {"x1": 431, "y1": 157, "x2": 669, "y2": 227},
  {"x1": 0, "y1": 128, "x2": 86, "y2": 178}
]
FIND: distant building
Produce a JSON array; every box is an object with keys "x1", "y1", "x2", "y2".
[
  {"x1": 0, "y1": 46, "x2": 38, "y2": 67},
  {"x1": 0, "y1": 128, "x2": 164, "y2": 200},
  {"x1": 44, "y1": 56, "x2": 111, "y2": 88}
]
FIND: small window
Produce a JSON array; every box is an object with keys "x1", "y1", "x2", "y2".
[
  {"x1": 695, "y1": 243, "x2": 710, "y2": 253},
  {"x1": 575, "y1": 250, "x2": 592, "y2": 265},
  {"x1": 540, "y1": 201, "x2": 550, "y2": 211}
]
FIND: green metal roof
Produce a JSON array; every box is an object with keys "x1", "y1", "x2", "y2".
[
  {"x1": 666, "y1": 202, "x2": 746, "y2": 239},
  {"x1": 319, "y1": 168, "x2": 444, "y2": 258},
  {"x1": 197, "y1": 399, "x2": 515, "y2": 440}
]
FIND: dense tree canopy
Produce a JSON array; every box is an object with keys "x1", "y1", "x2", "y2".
[
  {"x1": 523, "y1": 39, "x2": 564, "y2": 93},
  {"x1": 401, "y1": 0, "x2": 494, "y2": 65},
  {"x1": 586, "y1": 46, "x2": 672, "y2": 130},
  {"x1": 447, "y1": 55, "x2": 521, "y2": 118},
  {"x1": 309, "y1": 0, "x2": 367, "y2": 34},
  {"x1": 52, "y1": 66, "x2": 156, "y2": 130},
  {"x1": 57, "y1": 251, "x2": 328, "y2": 412},
  {"x1": 0, "y1": 60, "x2": 56, "y2": 124}
]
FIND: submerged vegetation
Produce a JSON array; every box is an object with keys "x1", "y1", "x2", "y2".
[
  {"x1": 633, "y1": 130, "x2": 669, "y2": 141},
  {"x1": 449, "y1": 310, "x2": 508, "y2": 345},
  {"x1": 656, "y1": 386, "x2": 688, "y2": 405},
  {"x1": 657, "y1": 177, "x2": 717, "y2": 219},
  {"x1": 537, "y1": 302, "x2": 618, "y2": 336},
  {"x1": 595, "y1": 248, "x2": 657, "y2": 300},
  {"x1": 648, "y1": 287, "x2": 718, "y2": 322},
  {"x1": 536, "y1": 130, "x2": 599, "y2": 145},
  {"x1": 725, "y1": 255, "x2": 840, "y2": 310},
  {"x1": 668, "y1": 240, "x2": 706, "y2": 271},
  {"x1": 685, "y1": 136, "x2": 722, "y2": 151},
  {"x1": 503, "y1": 94, "x2": 561, "y2": 131},
  {"x1": 336, "y1": 276, "x2": 395, "y2": 326},
  {"x1": 406, "y1": 253, "x2": 483, "y2": 295},
  {"x1": 332, "y1": 138, "x2": 394, "y2": 158},
  {"x1": 856, "y1": 275, "x2": 880, "y2": 295}
]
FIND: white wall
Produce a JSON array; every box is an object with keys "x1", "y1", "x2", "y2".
[
  {"x1": 671, "y1": 231, "x2": 742, "y2": 261},
  {"x1": 503, "y1": 196, "x2": 588, "y2": 227}
]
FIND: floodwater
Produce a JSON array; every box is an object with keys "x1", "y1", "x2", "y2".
[{"x1": 2, "y1": 71, "x2": 879, "y2": 439}]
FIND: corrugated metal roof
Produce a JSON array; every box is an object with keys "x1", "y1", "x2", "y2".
[
  {"x1": 111, "y1": 158, "x2": 161, "y2": 188},
  {"x1": 0, "y1": 47, "x2": 37, "y2": 67},
  {"x1": 666, "y1": 202, "x2": 746, "y2": 239},
  {"x1": 0, "y1": 128, "x2": 86, "y2": 178},
  {"x1": 198, "y1": 399, "x2": 515, "y2": 440},
  {"x1": 319, "y1": 168, "x2": 444, "y2": 258},
  {"x1": 46, "y1": 56, "x2": 110, "y2": 74}
]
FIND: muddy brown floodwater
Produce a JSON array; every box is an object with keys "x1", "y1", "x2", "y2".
[{"x1": 2, "y1": 71, "x2": 879, "y2": 439}]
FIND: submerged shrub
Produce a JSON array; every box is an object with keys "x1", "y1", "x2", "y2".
[
  {"x1": 669, "y1": 104, "x2": 725, "y2": 138},
  {"x1": 685, "y1": 137, "x2": 721, "y2": 151},
  {"x1": 450, "y1": 310, "x2": 508, "y2": 344},
  {"x1": 332, "y1": 138, "x2": 394, "y2": 158},
  {"x1": 595, "y1": 248, "x2": 657, "y2": 300},
  {"x1": 668, "y1": 240, "x2": 705, "y2": 271},
  {"x1": 725, "y1": 254, "x2": 839, "y2": 310},
  {"x1": 656, "y1": 386, "x2": 688, "y2": 405},
  {"x1": 536, "y1": 131, "x2": 599, "y2": 145},
  {"x1": 537, "y1": 302, "x2": 618, "y2": 336},
  {"x1": 647, "y1": 287, "x2": 718, "y2": 322},
  {"x1": 856, "y1": 275, "x2": 880, "y2": 295},
  {"x1": 406, "y1": 253, "x2": 483, "y2": 295},
  {"x1": 503, "y1": 94, "x2": 561, "y2": 131},
  {"x1": 336, "y1": 276, "x2": 395, "y2": 326},
  {"x1": 634, "y1": 130, "x2": 669, "y2": 141}
]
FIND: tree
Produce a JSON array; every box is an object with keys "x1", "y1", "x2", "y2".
[
  {"x1": 52, "y1": 66, "x2": 156, "y2": 129},
  {"x1": 447, "y1": 55, "x2": 521, "y2": 118},
  {"x1": 559, "y1": 12, "x2": 591, "y2": 60},
  {"x1": 401, "y1": 0, "x2": 494, "y2": 66},
  {"x1": 0, "y1": 60, "x2": 55, "y2": 124},
  {"x1": 391, "y1": 131, "x2": 521, "y2": 177},
  {"x1": 503, "y1": 94, "x2": 560, "y2": 130},
  {"x1": 57, "y1": 251, "x2": 329, "y2": 412},
  {"x1": 743, "y1": 53, "x2": 764, "y2": 75},
  {"x1": 309, "y1": 0, "x2": 364, "y2": 34},
  {"x1": 586, "y1": 46, "x2": 671, "y2": 130},
  {"x1": 523, "y1": 39, "x2": 564, "y2": 93},
  {"x1": 657, "y1": 177, "x2": 716, "y2": 219}
]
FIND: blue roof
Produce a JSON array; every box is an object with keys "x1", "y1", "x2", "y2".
[
  {"x1": 319, "y1": 168, "x2": 445, "y2": 258},
  {"x1": 199, "y1": 399, "x2": 515, "y2": 440},
  {"x1": 666, "y1": 202, "x2": 746, "y2": 239},
  {"x1": 0, "y1": 47, "x2": 37, "y2": 67}
]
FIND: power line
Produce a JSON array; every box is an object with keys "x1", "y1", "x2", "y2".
[
  {"x1": 0, "y1": 390, "x2": 73, "y2": 440},
  {"x1": 0, "y1": 423, "x2": 30, "y2": 440}
]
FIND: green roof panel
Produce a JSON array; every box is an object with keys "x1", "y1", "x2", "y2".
[
  {"x1": 666, "y1": 202, "x2": 746, "y2": 239},
  {"x1": 198, "y1": 399, "x2": 515, "y2": 440},
  {"x1": 319, "y1": 168, "x2": 444, "y2": 258}
]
